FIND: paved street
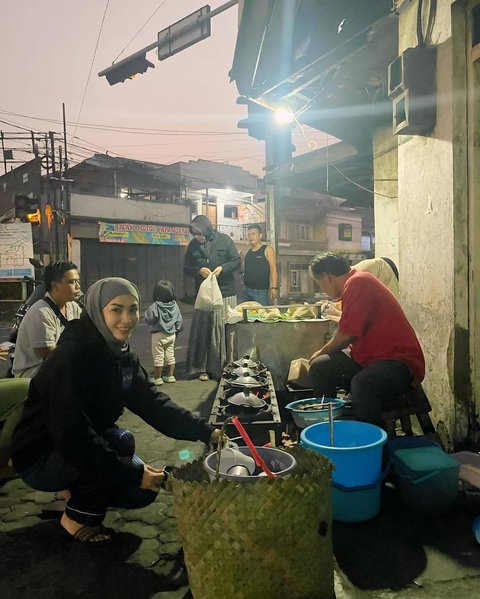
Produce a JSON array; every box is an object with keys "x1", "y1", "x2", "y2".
[{"x1": 1, "y1": 311, "x2": 480, "y2": 598}]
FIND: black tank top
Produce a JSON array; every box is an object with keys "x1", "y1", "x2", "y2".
[{"x1": 244, "y1": 245, "x2": 270, "y2": 289}]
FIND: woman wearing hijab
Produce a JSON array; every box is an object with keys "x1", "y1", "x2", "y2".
[
  {"x1": 184, "y1": 215, "x2": 240, "y2": 381},
  {"x1": 11, "y1": 277, "x2": 221, "y2": 545}
]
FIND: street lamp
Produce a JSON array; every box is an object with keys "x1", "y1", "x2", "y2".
[{"x1": 274, "y1": 106, "x2": 294, "y2": 125}]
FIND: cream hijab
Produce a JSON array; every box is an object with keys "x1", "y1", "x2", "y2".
[{"x1": 83, "y1": 277, "x2": 140, "y2": 355}]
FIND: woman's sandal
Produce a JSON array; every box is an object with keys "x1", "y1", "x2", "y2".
[
  {"x1": 71, "y1": 524, "x2": 114, "y2": 546},
  {"x1": 198, "y1": 373, "x2": 209, "y2": 381}
]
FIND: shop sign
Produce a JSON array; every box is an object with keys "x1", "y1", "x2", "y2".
[
  {"x1": 338, "y1": 223, "x2": 353, "y2": 241},
  {"x1": 98, "y1": 222, "x2": 190, "y2": 246},
  {"x1": 0, "y1": 223, "x2": 35, "y2": 279}
]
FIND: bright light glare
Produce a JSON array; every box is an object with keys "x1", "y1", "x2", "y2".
[{"x1": 274, "y1": 107, "x2": 294, "y2": 125}]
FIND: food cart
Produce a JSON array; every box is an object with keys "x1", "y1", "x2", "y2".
[{"x1": 225, "y1": 305, "x2": 333, "y2": 393}]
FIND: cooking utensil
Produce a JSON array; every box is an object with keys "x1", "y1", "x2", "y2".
[
  {"x1": 224, "y1": 371, "x2": 268, "y2": 389},
  {"x1": 215, "y1": 441, "x2": 256, "y2": 478},
  {"x1": 224, "y1": 364, "x2": 265, "y2": 378},
  {"x1": 227, "y1": 389, "x2": 267, "y2": 410},
  {"x1": 328, "y1": 403, "x2": 335, "y2": 446},
  {"x1": 231, "y1": 416, "x2": 277, "y2": 479},
  {"x1": 231, "y1": 355, "x2": 260, "y2": 368}
]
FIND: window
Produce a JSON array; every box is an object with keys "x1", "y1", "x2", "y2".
[
  {"x1": 22, "y1": 173, "x2": 29, "y2": 184},
  {"x1": 289, "y1": 263, "x2": 309, "y2": 292},
  {"x1": 288, "y1": 222, "x2": 312, "y2": 240},
  {"x1": 338, "y1": 223, "x2": 352, "y2": 241},
  {"x1": 224, "y1": 205, "x2": 238, "y2": 219}
]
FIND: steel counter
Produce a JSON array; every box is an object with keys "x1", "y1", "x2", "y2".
[{"x1": 225, "y1": 319, "x2": 332, "y2": 391}]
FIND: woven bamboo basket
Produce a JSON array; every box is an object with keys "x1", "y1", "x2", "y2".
[{"x1": 170, "y1": 446, "x2": 333, "y2": 599}]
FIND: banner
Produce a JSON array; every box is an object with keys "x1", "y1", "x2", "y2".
[
  {"x1": 0, "y1": 223, "x2": 35, "y2": 279},
  {"x1": 238, "y1": 202, "x2": 265, "y2": 224},
  {"x1": 98, "y1": 222, "x2": 190, "y2": 246}
]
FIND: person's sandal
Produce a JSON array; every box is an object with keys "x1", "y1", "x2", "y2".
[
  {"x1": 198, "y1": 373, "x2": 209, "y2": 381},
  {"x1": 71, "y1": 524, "x2": 114, "y2": 546}
]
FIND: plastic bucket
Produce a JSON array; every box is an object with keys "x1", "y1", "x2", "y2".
[
  {"x1": 300, "y1": 420, "x2": 388, "y2": 487},
  {"x1": 203, "y1": 446, "x2": 297, "y2": 482},
  {"x1": 285, "y1": 397, "x2": 345, "y2": 428},
  {"x1": 332, "y1": 479, "x2": 382, "y2": 522}
]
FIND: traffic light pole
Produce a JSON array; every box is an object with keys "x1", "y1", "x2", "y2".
[{"x1": 98, "y1": 0, "x2": 238, "y2": 84}]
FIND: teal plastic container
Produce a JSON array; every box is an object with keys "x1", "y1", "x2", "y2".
[
  {"x1": 332, "y1": 479, "x2": 382, "y2": 522},
  {"x1": 300, "y1": 421, "x2": 388, "y2": 487},
  {"x1": 392, "y1": 446, "x2": 459, "y2": 513}
]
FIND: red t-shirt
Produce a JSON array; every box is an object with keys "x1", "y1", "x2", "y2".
[{"x1": 339, "y1": 269, "x2": 425, "y2": 385}]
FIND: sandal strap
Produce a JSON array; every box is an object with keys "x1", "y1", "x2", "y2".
[{"x1": 74, "y1": 524, "x2": 111, "y2": 543}]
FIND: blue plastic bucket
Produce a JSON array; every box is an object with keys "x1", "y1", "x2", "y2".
[
  {"x1": 332, "y1": 479, "x2": 382, "y2": 522},
  {"x1": 300, "y1": 420, "x2": 388, "y2": 487}
]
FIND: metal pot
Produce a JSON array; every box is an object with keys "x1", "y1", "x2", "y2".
[
  {"x1": 231, "y1": 355, "x2": 260, "y2": 368},
  {"x1": 224, "y1": 371, "x2": 268, "y2": 389},
  {"x1": 227, "y1": 389, "x2": 267, "y2": 410},
  {"x1": 224, "y1": 363, "x2": 266, "y2": 378}
]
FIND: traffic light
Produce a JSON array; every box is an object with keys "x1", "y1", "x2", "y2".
[
  {"x1": 237, "y1": 98, "x2": 269, "y2": 141},
  {"x1": 15, "y1": 195, "x2": 41, "y2": 224},
  {"x1": 99, "y1": 53, "x2": 155, "y2": 86}
]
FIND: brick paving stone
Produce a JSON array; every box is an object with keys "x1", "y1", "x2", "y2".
[
  {"x1": 127, "y1": 537, "x2": 161, "y2": 567},
  {"x1": 119, "y1": 520, "x2": 160, "y2": 540},
  {"x1": 2, "y1": 502, "x2": 42, "y2": 522},
  {"x1": 23, "y1": 491, "x2": 56, "y2": 504}
]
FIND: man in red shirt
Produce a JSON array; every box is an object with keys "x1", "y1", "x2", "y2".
[{"x1": 308, "y1": 253, "x2": 425, "y2": 427}]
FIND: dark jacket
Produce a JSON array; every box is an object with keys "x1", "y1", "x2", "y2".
[
  {"x1": 184, "y1": 215, "x2": 240, "y2": 297},
  {"x1": 11, "y1": 314, "x2": 214, "y2": 487}
]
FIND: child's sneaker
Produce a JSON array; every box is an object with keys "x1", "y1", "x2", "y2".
[
  {"x1": 163, "y1": 375, "x2": 176, "y2": 383},
  {"x1": 154, "y1": 378, "x2": 164, "y2": 386}
]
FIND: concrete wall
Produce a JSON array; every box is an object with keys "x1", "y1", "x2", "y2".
[
  {"x1": 70, "y1": 193, "x2": 189, "y2": 224},
  {"x1": 325, "y1": 210, "x2": 363, "y2": 252},
  {"x1": 372, "y1": 127, "x2": 399, "y2": 264},
  {"x1": 394, "y1": 0, "x2": 467, "y2": 446}
]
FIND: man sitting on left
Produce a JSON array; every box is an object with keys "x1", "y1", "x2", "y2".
[{"x1": 13, "y1": 260, "x2": 83, "y2": 378}]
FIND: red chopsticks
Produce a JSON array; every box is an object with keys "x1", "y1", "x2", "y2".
[{"x1": 231, "y1": 416, "x2": 277, "y2": 479}]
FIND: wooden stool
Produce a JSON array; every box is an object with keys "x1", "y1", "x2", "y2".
[{"x1": 381, "y1": 385, "x2": 436, "y2": 439}]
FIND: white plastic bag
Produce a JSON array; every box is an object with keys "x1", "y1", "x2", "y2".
[{"x1": 194, "y1": 273, "x2": 223, "y2": 311}]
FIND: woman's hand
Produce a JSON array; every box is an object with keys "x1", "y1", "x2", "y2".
[
  {"x1": 211, "y1": 266, "x2": 223, "y2": 277},
  {"x1": 209, "y1": 428, "x2": 228, "y2": 450},
  {"x1": 269, "y1": 288, "x2": 278, "y2": 301},
  {"x1": 199, "y1": 267, "x2": 212, "y2": 278},
  {"x1": 140, "y1": 464, "x2": 165, "y2": 492}
]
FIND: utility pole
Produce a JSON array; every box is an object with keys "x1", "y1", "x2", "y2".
[
  {"x1": 1, "y1": 132, "x2": 7, "y2": 176},
  {"x1": 264, "y1": 117, "x2": 293, "y2": 255},
  {"x1": 63, "y1": 103, "x2": 72, "y2": 257}
]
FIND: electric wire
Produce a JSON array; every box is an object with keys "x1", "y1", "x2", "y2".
[
  {"x1": 0, "y1": 110, "x2": 246, "y2": 136},
  {"x1": 112, "y1": 0, "x2": 169, "y2": 63},
  {"x1": 72, "y1": 0, "x2": 110, "y2": 141},
  {"x1": 331, "y1": 164, "x2": 397, "y2": 199}
]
